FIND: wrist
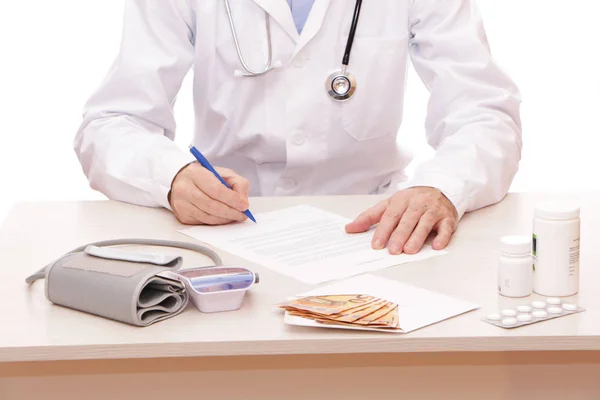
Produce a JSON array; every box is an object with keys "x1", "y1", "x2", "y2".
[
  {"x1": 167, "y1": 161, "x2": 196, "y2": 209},
  {"x1": 398, "y1": 172, "x2": 469, "y2": 220}
]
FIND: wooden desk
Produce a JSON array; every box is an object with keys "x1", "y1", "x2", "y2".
[{"x1": 2, "y1": 194, "x2": 600, "y2": 399}]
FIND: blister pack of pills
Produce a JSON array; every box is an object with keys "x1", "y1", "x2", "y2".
[{"x1": 482, "y1": 297, "x2": 585, "y2": 329}]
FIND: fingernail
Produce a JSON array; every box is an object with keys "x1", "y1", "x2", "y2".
[
  {"x1": 389, "y1": 244, "x2": 402, "y2": 254},
  {"x1": 373, "y1": 239, "x2": 383, "y2": 249},
  {"x1": 404, "y1": 244, "x2": 415, "y2": 253}
]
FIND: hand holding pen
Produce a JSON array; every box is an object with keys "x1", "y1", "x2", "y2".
[{"x1": 168, "y1": 145, "x2": 256, "y2": 225}]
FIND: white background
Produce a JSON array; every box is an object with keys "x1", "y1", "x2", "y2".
[{"x1": 0, "y1": 1, "x2": 598, "y2": 224}]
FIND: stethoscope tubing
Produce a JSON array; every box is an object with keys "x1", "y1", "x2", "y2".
[
  {"x1": 342, "y1": 0, "x2": 363, "y2": 67},
  {"x1": 224, "y1": 0, "x2": 274, "y2": 76},
  {"x1": 225, "y1": 0, "x2": 363, "y2": 100}
]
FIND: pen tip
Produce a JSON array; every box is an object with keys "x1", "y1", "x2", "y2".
[{"x1": 188, "y1": 144, "x2": 193, "y2": 149}]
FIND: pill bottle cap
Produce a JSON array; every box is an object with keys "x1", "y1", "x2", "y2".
[
  {"x1": 500, "y1": 235, "x2": 531, "y2": 255},
  {"x1": 534, "y1": 202, "x2": 580, "y2": 220}
]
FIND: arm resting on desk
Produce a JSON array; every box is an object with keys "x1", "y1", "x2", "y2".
[
  {"x1": 73, "y1": 0, "x2": 196, "y2": 209},
  {"x1": 403, "y1": 0, "x2": 523, "y2": 220}
]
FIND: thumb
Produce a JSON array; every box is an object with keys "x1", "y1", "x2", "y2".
[{"x1": 345, "y1": 201, "x2": 387, "y2": 233}]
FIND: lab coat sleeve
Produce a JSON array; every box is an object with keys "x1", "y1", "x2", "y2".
[
  {"x1": 73, "y1": 0, "x2": 197, "y2": 210},
  {"x1": 401, "y1": 0, "x2": 522, "y2": 220}
]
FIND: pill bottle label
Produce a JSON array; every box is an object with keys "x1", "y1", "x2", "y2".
[
  {"x1": 532, "y1": 234, "x2": 537, "y2": 271},
  {"x1": 569, "y1": 237, "x2": 580, "y2": 277},
  {"x1": 532, "y1": 215, "x2": 580, "y2": 297}
]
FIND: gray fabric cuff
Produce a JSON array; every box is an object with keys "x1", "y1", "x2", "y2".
[{"x1": 44, "y1": 248, "x2": 188, "y2": 326}]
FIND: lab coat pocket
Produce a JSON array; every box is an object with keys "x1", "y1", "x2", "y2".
[{"x1": 340, "y1": 37, "x2": 408, "y2": 142}]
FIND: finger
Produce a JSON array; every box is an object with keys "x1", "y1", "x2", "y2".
[
  {"x1": 172, "y1": 200, "x2": 231, "y2": 225},
  {"x1": 403, "y1": 211, "x2": 439, "y2": 254},
  {"x1": 193, "y1": 169, "x2": 249, "y2": 211},
  {"x1": 174, "y1": 174, "x2": 246, "y2": 222},
  {"x1": 345, "y1": 200, "x2": 388, "y2": 234},
  {"x1": 225, "y1": 175, "x2": 251, "y2": 197},
  {"x1": 190, "y1": 187, "x2": 247, "y2": 222},
  {"x1": 216, "y1": 167, "x2": 250, "y2": 196},
  {"x1": 188, "y1": 203, "x2": 232, "y2": 225},
  {"x1": 216, "y1": 167, "x2": 251, "y2": 196},
  {"x1": 387, "y1": 207, "x2": 424, "y2": 254},
  {"x1": 432, "y1": 218, "x2": 455, "y2": 250},
  {"x1": 371, "y1": 200, "x2": 410, "y2": 250}
]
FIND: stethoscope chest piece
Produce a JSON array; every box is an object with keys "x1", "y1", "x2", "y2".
[
  {"x1": 325, "y1": 0, "x2": 363, "y2": 101},
  {"x1": 326, "y1": 69, "x2": 356, "y2": 101}
]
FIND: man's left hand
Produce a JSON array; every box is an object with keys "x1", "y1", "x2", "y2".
[{"x1": 345, "y1": 187, "x2": 459, "y2": 254}]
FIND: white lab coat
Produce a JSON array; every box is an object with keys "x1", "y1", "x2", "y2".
[{"x1": 74, "y1": 0, "x2": 522, "y2": 220}]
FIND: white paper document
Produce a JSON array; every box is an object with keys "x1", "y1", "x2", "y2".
[
  {"x1": 283, "y1": 274, "x2": 480, "y2": 333},
  {"x1": 179, "y1": 205, "x2": 447, "y2": 284}
]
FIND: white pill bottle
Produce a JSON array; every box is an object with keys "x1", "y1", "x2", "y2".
[
  {"x1": 498, "y1": 235, "x2": 533, "y2": 297},
  {"x1": 532, "y1": 202, "x2": 581, "y2": 297}
]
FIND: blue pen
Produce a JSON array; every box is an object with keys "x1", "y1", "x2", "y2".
[{"x1": 188, "y1": 145, "x2": 256, "y2": 223}]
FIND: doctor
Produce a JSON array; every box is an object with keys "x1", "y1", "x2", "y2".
[{"x1": 74, "y1": 0, "x2": 522, "y2": 255}]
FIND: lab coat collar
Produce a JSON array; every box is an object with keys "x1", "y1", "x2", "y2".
[
  {"x1": 292, "y1": 0, "x2": 332, "y2": 58},
  {"x1": 251, "y1": 0, "x2": 332, "y2": 54},
  {"x1": 251, "y1": 0, "x2": 300, "y2": 42}
]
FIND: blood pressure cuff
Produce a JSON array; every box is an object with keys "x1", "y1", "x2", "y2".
[{"x1": 40, "y1": 245, "x2": 189, "y2": 327}]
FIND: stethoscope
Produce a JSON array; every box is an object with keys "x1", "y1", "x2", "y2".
[{"x1": 224, "y1": 0, "x2": 363, "y2": 101}]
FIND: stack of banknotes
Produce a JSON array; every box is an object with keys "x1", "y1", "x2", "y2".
[{"x1": 278, "y1": 294, "x2": 399, "y2": 329}]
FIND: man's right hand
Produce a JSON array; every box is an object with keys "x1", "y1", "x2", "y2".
[{"x1": 168, "y1": 162, "x2": 250, "y2": 225}]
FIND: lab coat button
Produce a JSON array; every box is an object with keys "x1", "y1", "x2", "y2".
[
  {"x1": 291, "y1": 131, "x2": 306, "y2": 145},
  {"x1": 280, "y1": 178, "x2": 297, "y2": 190}
]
